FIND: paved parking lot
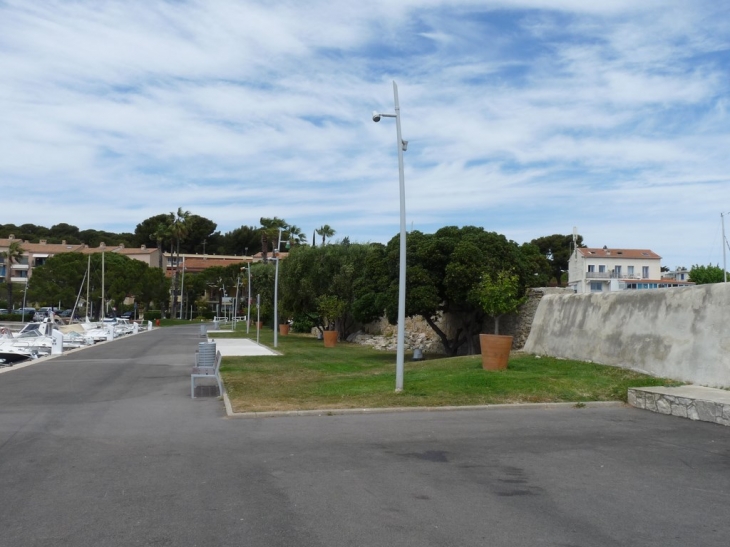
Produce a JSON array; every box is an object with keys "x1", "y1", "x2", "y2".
[{"x1": 0, "y1": 325, "x2": 728, "y2": 546}]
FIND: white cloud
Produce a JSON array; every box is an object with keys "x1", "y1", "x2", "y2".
[{"x1": 1, "y1": 0, "x2": 729, "y2": 268}]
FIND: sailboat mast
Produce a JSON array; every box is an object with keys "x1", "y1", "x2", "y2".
[
  {"x1": 86, "y1": 254, "x2": 91, "y2": 320},
  {"x1": 101, "y1": 251, "x2": 105, "y2": 319}
]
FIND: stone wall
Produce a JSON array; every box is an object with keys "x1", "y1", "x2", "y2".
[
  {"x1": 524, "y1": 283, "x2": 730, "y2": 388},
  {"x1": 346, "y1": 287, "x2": 572, "y2": 355}
]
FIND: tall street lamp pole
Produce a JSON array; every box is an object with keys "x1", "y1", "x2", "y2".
[
  {"x1": 273, "y1": 227, "x2": 284, "y2": 348},
  {"x1": 246, "y1": 260, "x2": 252, "y2": 334},
  {"x1": 373, "y1": 80, "x2": 408, "y2": 392}
]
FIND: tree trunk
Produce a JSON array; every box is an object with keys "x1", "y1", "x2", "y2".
[
  {"x1": 424, "y1": 315, "x2": 466, "y2": 356},
  {"x1": 494, "y1": 315, "x2": 500, "y2": 335}
]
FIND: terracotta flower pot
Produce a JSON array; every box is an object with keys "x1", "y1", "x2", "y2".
[
  {"x1": 279, "y1": 323, "x2": 290, "y2": 336},
  {"x1": 323, "y1": 330, "x2": 338, "y2": 347},
  {"x1": 479, "y1": 334, "x2": 513, "y2": 370},
  {"x1": 256, "y1": 321, "x2": 263, "y2": 329}
]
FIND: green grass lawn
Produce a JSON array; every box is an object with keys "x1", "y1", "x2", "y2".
[{"x1": 215, "y1": 326, "x2": 680, "y2": 413}]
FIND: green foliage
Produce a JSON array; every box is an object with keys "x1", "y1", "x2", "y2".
[
  {"x1": 316, "y1": 224, "x2": 336, "y2": 245},
  {"x1": 28, "y1": 252, "x2": 166, "y2": 318},
  {"x1": 382, "y1": 226, "x2": 535, "y2": 356},
  {"x1": 1, "y1": 241, "x2": 24, "y2": 309},
  {"x1": 0, "y1": 224, "x2": 134, "y2": 247},
  {"x1": 279, "y1": 242, "x2": 373, "y2": 337},
  {"x1": 144, "y1": 310, "x2": 162, "y2": 320},
  {"x1": 291, "y1": 313, "x2": 315, "y2": 333},
  {"x1": 689, "y1": 264, "x2": 726, "y2": 284},
  {"x1": 217, "y1": 225, "x2": 260, "y2": 255},
  {"x1": 317, "y1": 295, "x2": 346, "y2": 330},
  {"x1": 475, "y1": 271, "x2": 525, "y2": 335},
  {"x1": 530, "y1": 233, "x2": 585, "y2": 286}
]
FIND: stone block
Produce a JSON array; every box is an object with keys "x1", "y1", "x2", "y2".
[
  {"x1": 670, "y1": 403, "x2": 688, "y2": 418},
  {"x1": 656, "y1": 397, "x2": 671, "y2": 414},
  {"x1": 627, "y1": 390, "x2": 637, "y2": 408},
  {"x1": 645, "y1": 393, "x2": 657, "y2": 412},
  {"x1": 695, "y1": 401, "x2": 718, "y2": 422},
  {"x1": 686, "y1": 404, "x2": 700, "y2": 421}
]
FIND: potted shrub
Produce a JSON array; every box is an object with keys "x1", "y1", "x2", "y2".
[
  {"x1": 475, "y1": 271, "x2": 525, "y2": 370},
  {"x1": 278, "y1": 307, "x2": 291, "y2": 336},
  {"x1": 317, "y1": 295, "x2": 345, "y2": 347}
]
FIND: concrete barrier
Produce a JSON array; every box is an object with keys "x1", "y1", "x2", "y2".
[{"x1": 523, "y1": 283, "x2": 730, "y2": 388}]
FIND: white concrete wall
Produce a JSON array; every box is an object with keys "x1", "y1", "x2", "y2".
[{"x1": 523, "y1": 283, "x2": 730, "y2": 388}]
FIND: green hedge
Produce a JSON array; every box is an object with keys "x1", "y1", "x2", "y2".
[
  {"x1": 0, "y1": 314, "x2": 24, "y2": 322},
  {"x1": 144, "y1": 310, "x2": 162, "y2": 320}
]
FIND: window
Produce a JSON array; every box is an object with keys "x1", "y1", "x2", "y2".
[
  {"x1": 614, "y1": 265, "x2": 622, "y2": 277},
  {"x1": 590, "y1": 282, "x2": 603, "y2": 292},
  {"x1": 628, "y1": 266, "x2": 634, "y2": 276},
  {"x1": 587, "y1": 265, "x2": 595, "y2": 273},
  {"x1": 642, "y1": 266, "x2": 649, "y2": 278},
  {"x1": 598, "y1": 265, "x2": 606, "y2": 273}
]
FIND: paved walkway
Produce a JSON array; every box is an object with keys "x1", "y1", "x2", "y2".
[{"x1": 2, "y1": 325, "x2": 730, "y2": 546}]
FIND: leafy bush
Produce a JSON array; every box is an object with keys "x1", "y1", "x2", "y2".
[
  {"x1": 0, "y1": 313, "x2": 23, "y2": 322},
  {"x1": 291, "y1": 314, "x2": 315, "y2": 333},
  {"x1": 144, "y1": 310, "x2": 162, "y2": 320}
]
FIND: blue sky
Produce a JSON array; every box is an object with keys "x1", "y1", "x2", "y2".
[{"x1": 2, "y1": 0, "x2": 730, "y2": 268}]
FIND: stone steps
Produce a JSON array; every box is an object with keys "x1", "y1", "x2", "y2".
[{"x1": 628, "y1": 385, "x2": 730, "y2": 427}]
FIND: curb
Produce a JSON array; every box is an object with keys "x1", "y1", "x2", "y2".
[{"x1": 221, "y1": 398, "x2": 624, "y2": 419}]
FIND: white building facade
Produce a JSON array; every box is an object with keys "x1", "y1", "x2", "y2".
[{"x1": 568, "y1": 247, "x2": 693, "y2": 293}]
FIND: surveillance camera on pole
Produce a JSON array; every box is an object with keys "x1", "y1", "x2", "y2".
[{"x1": 372, "y1": 81, "x2": 408, "y2": 393}]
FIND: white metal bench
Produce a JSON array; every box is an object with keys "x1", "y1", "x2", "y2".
[{"x1": 191, "y1": 350, "x2": 223, "y2": 398}]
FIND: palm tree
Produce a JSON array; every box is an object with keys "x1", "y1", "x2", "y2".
[
  {"x1": 286, "y1": 224, "x2": 307, "y2": 247},
  {"x1": 151, "y1": 219, "x2": 172, "y2": 271},
  {"x1": 316, "y1": 224, "x2": 336, "y2": 246},
  {"x1": 259, "y1": 217, "x2": 288, "y2": 264},
  {"x1": 1, "y1": 241, "x2": 24, "y2": 311},
  {"x1": 170, "y1": 208, "x2": 191, "y2": 317}
]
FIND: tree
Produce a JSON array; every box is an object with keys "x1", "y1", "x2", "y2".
[
  {"x1": 1, "y1": 241, "x2": 24, "y2": 310},
  {"x1": 151, "y1": 219, "x2": 172, "y2": 271},
  {"x1": 259, "y1": 217, "x2": 288, "y2": 264},
  {"x1": 316, "y1": 224, "x2": 336, "y2": 246},
  {"x1": 28, "y1": 252, "x2": 159, "y2": 317},
  {"x1": 218, "y1": 225, "x2": 260, "y2": 256},
  {"x1": 689, "y1": 264, "x2": 726, "y2": 284},
  {"x1": 530, "y1": 233, "x2": 585, "y2": 286},
  {"x1": 475, "y1": 271, "x2": 525, "y2": 335},
  {"x1": 170, "y1": 208, "x2": 191, "y2": 317},
  {"x1": 180, "y1": 214, "x2": 219, "y2": 254},
  {"x1": 382, "y1": 226, "x2": 532, "y2": 356},
  {"x1": 134, "y1": 214, "x2": 175, "y2": 250},
  {"x1": 286, "y1": 224, "x2": 307, "y2": 246},
  {"x1": 279, "y1": 242, "x2": 371, "y2": 338},
  {"x1": 48, "y1": 223, "x2": 82, "y2": 243},
  {"x1": 136, "y1": 267, "x2": 170, "y2": 313}
]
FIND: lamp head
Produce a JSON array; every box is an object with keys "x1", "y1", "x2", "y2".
[{"x1": 372, "y1": 111, "x2": 381, "y2": 123}]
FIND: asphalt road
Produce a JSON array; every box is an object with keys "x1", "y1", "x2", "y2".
[{"x1": 1, "y1": 325, "x2": 728, "y2": 546}]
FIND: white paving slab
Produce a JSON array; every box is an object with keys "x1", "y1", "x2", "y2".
[{"x1": 207, "y1": 337, "x2": 277, "y2": 356}]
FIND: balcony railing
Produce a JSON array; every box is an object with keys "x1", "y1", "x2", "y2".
[{"x1": 585, "y1": 272, "x2": 645, "y2": 280}]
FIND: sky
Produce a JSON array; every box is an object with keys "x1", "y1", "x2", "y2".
[{"x1": 2, "y1": 0, "x2": 730, "y2": 269}]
